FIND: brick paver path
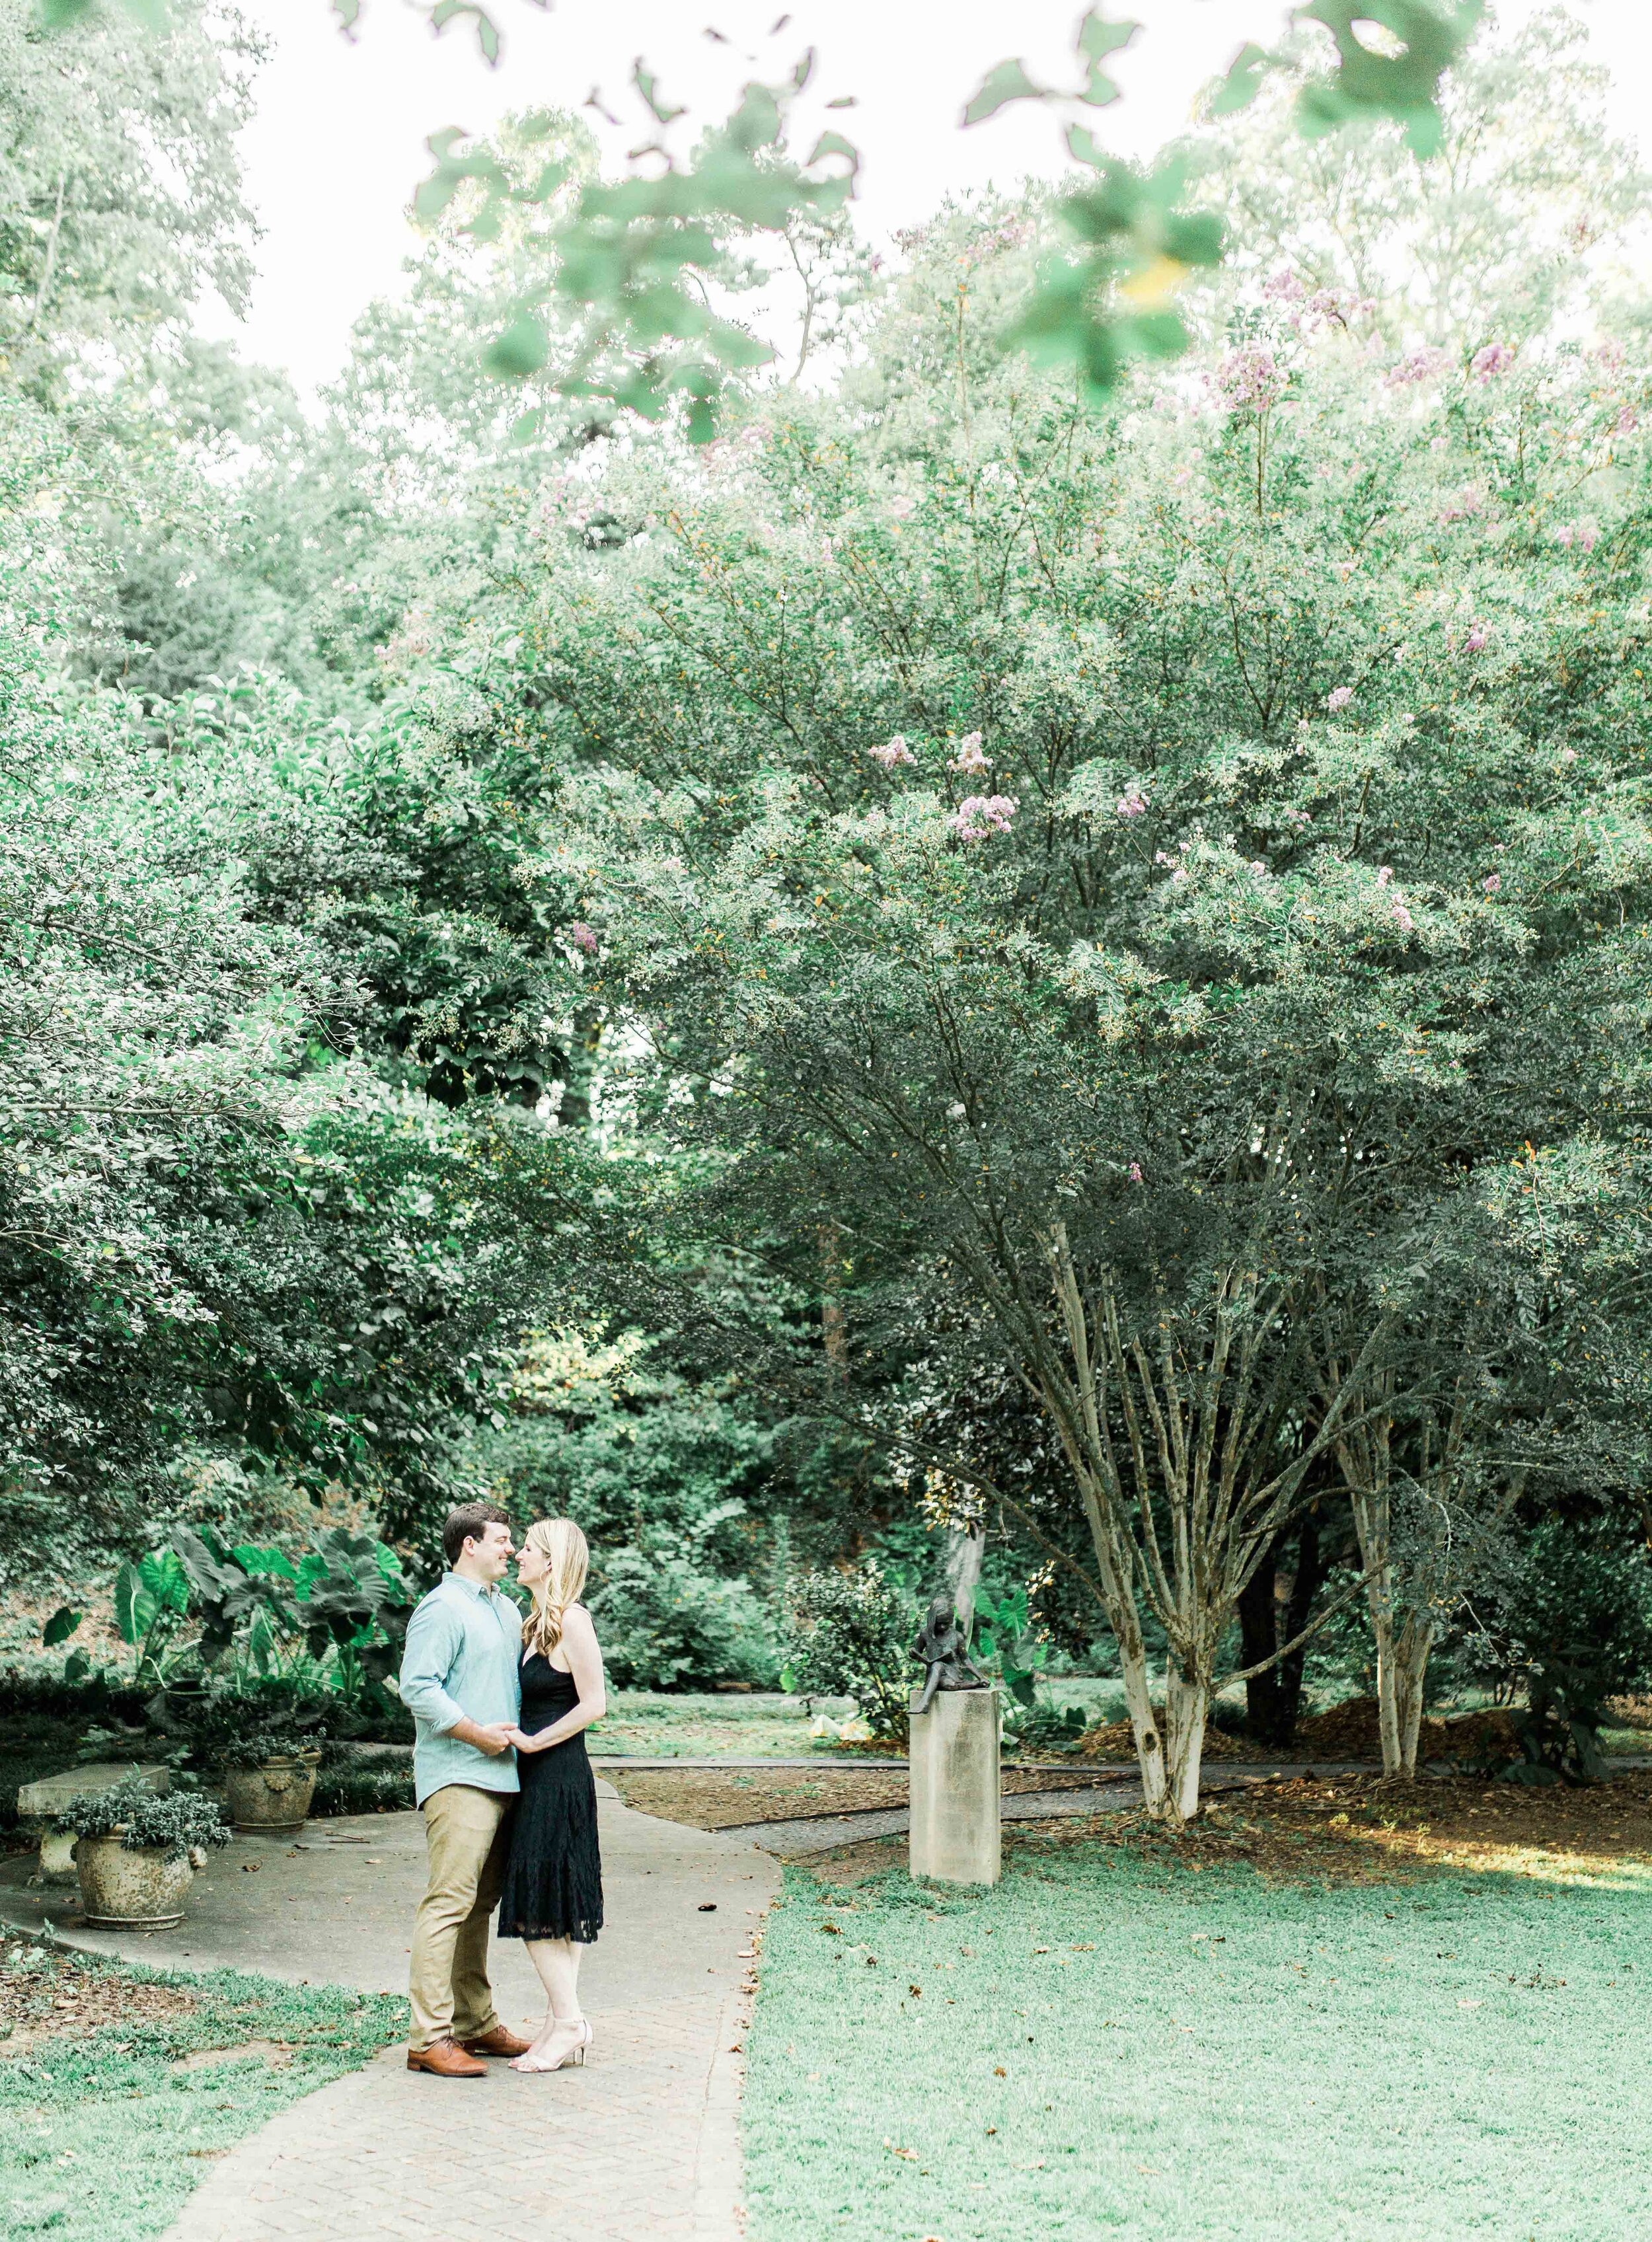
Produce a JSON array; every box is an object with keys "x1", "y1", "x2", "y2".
[{"x1": 0, "y1": 1779, "x2": 776, "y2": 2242}]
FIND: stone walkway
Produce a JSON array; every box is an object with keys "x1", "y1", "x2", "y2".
[{"x1": 0, "y1": 1780, "x2": 777, "y2": 2242}]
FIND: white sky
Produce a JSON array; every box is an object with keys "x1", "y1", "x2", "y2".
[{"x1": 206, "y1": 0, "x2": 1651, "y2": 394}]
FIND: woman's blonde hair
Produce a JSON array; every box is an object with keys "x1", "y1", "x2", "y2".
[{"x1": 523, "y1": 1516, "x2": 590, "y2": 1659}]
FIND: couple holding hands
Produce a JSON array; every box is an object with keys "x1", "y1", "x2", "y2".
[{"x1": 398, "y1": 1503, "x2": 607, "y2": 2077}]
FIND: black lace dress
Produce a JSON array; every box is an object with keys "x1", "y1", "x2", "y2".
[{"x1": 496, "y1": 1654, "x2": 604, "y2": 1944}]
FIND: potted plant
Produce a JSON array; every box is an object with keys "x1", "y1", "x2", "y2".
[
  {"x1": 178, "y1": 1684, "x2": 329, "y2": 1833},
  {"x1": 64, "y1": 1774, "x2": 231, "y2": 1929},
  {"x1": 219, "y1": 1726, "x2": 324, "y2": 1832}
]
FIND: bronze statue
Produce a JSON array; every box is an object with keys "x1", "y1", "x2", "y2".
[{"x1": 911, "y1": 1592, "x2": 988, "y2": 1717}]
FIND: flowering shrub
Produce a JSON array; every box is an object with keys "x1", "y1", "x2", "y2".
[
  {"x1": 949, "y1": 793, "x2": 1018, "y2": 839},
  {"x1": 869, "y1": 735, "x2": 917, "y2": 768},
  {"x1": 1215, "y1": 344, "x2": 1285, "y2": 414},
  {"x1": 951, "y1": 731, "x2": 990, "y2": 773}
]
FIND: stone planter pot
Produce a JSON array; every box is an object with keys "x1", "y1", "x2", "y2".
[
  {"x1": 223, "y1": 1751, "x2": 320, "y2": 1833},
  {"x1": 76, "y1": 1833, "x2": 197, "y2": 1929}
]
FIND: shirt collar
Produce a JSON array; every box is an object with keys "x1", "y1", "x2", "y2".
[{"x1": 445, "y1": 1571, "x2": 498, "y2": 1602}]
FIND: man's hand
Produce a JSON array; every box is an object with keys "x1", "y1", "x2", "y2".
[{"x1": 451, "y1": 1717, "x2": 515, "y2": 1758}]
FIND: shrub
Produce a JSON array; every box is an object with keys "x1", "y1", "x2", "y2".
[
  {"x1": 592, "y1": 1546, "x2": 780, "y2": 1690},
  {"x1": 782, "y1": 1563, "x2": 917, "y2": 1738},
  {"x1": 312, "y1": 1748, "x2": 415, "y2": 1816},
  {"x1": 61, "y1": 1774, "x2": 231, "y2": 1861}
]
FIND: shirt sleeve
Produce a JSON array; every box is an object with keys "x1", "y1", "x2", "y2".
[{"x1": 398, "y1": 1595, "x2": 468, "y2": 1736}]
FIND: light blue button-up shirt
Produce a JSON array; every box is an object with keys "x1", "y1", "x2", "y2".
[{"x1": 398, "y1": 1573, "x2": 523, "y2": 1807}]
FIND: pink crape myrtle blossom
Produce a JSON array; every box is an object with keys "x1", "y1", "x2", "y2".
[
  {"x1": 1308, "y1": 285, "x2": 1374, "y2": 328},
  {"x1": 1483, "y1": 874, "x2": 1501, "y2": 893},
  {"x1": 564, "y1": 921, "x2": 599, "y2": 955},
  {"x1": 950, "y1": 794, "x2": 1019, "y2": 840},
  {"x1": 1462, "y1": 622, "x2": 1491, "y2": 653},
  {"x1": 951, "y1": 731, "x2": 991, "y2": 774},
  {"x1": 869, "y1": 735, "x2": 917, "y2": 768},
  {"x1": 1593, "y1": 339, "x2": 1627, "y2": 370},
  {"x1": 1326, "y1": 685, "x2": 1355, "y2": 712},
  {"x1": 1127, "y1": 1162, "x2": 1145, "y2": 1183},
  {"x1": 1376, "y1": 866, "x2": 1394, "y2": 887},
  {"x1": 1116, "y1": 788, "x2": 1148, "y2": 817},
  {"x1": 1557, "y1": 521, "x2": 1600, "y2": 552},
  {"x1": 1392, "y1": 903, "x2": 1415, "y2": 932},
  {"x1": 1441, "y1": 486, "x2": 1486, "y2": 524},
  {"x1": 888, "y1": 494, "x2": 917, "y2": 521},
  {"x1": 1215, "y1": 346, "x2": 1286, "y2": 414},
  {"x1": 1263, "y1": 267, "x2": 1306, "y2": 305},
  {"x1": 1471, "y1": 342, "x2": 1516, "y2": 381},
  {"x1": 1384, "y1": 348, "x2": 1448, "y2": 388},
  {"x1": 1617, "y1": 406, "x2": 1640, "y2": 435}
]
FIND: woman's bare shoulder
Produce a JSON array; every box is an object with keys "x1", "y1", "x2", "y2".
[{"x1": 562, "y1": 1601, "x2": 599, "y2": 1637}]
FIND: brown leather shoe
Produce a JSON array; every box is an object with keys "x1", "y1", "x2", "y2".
[
  {"x1": 406, "y1": 2038, "x2": 487, "y2": 2077},
  {"x1": 460, "y1": 2023, "x2": 533, "y2": 2058}
]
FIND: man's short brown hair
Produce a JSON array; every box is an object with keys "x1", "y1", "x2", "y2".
[{"x1": 441, "y1": 1501, "x2": 511, "y2": 1569}]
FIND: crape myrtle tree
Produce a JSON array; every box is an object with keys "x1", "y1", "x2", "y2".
[{"x1": 470, "y1": 208, "x2": 1652, "y2": 1821}]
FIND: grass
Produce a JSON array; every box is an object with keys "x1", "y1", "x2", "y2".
[
  {"x1": 597, "y1": 1690, "x2": 864, "y2": 1757},
  {"x1": 0, "y1": 1932, "x2": 404, "y2": 2241},
  {"x1": 743, "y1": 1828, "x2": 1652, "y2": 2241}
]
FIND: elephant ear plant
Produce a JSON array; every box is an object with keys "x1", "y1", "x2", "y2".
[{"x1": 62, "y1": 1775, "x2": 231, "y2": 1863}]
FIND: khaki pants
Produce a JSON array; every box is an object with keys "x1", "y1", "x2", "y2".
[{"x1": 408, "y1": 1783, "x2": 514, "y2": 2050}]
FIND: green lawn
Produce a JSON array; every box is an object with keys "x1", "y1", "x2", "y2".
[
  {"x1": 597, "y1": 1690, "x2": 862, "y2": 1757},
  {"x1": 1, "y1": 1937, "x2": 404, "y2": 2241},
  {"x1": 743, "y1": 1844, "x2": 1652, "y2": 2241}
]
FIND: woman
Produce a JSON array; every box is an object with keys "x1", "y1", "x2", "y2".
[{"x1": 498, "y1": 1516, "x2": 607, "y2": 2073}]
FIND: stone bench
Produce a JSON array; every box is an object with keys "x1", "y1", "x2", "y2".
[{"x1": 16, "y1": 1761, "x2": 170, "y2": 1888}]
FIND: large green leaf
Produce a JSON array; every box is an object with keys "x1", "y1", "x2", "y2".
[
  {"x1": 42, "y1": 1605, "x2": 81, "y2": 1647},
  {"x1": 962, "y1": 59, "x2": 1047, "y2": 128},
  {"x1": 114, "y1": 1561, "x2": 156, "y2": 1645},
  {"x1": 1297, "y1": 0, "x2": 1483, "y2": 158}
]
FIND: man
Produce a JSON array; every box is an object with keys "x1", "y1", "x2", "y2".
[{"x1": 399, "y1": 1501, "x2": 533, "y2": 2077}]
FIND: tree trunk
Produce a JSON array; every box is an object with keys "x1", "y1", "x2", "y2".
[
  {"x1": 1237, "y1": 1540, "x2": 1287, "y2": 1742},
  {"x1": 818, "y1": 1222, "x2": 848, "y2": 1366},
  {"x1": 1114, "y1": 1614, "x2": 1170, "y2": 1818},
  {"x1": 1349, "y1": 1482, "x2": 1406, "y2": 1777},
  {"x1": 1238, "y1": 1513, "x2": 1326, "y2": 1747},
  {"x1": 1395, "y1": 1616, "x2": 1434, "y2": 1778},
  {"x1": 1163, "y1": 1663, "x2": 1209, "y2": 1827},
  {"x1": 559, "y1": 1006, "x2": 603, "y2": 1131}
]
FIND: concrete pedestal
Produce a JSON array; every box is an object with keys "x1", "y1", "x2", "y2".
[{"x1": 908, "y1": 1688, "x2": 1000, "y2": 1886}]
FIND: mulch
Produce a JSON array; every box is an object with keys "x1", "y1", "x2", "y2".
[
  {"x1": 604, "y1": 1763, "x2": 1117, "y2": 1831},
  {"x1": 0, "y1": 1928, "x2": 195, "y2": 2058},
  {"x1": 1073, "y1": 1696, "x2": 1526, "y2": 1765},
  {"x1": 800, "y1": 1768, "x2": 1652, "y2": 1889}
]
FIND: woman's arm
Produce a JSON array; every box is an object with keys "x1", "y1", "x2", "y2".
[{"x1": 509, "y1": 1606, "x2": 607, "y2": 1753}]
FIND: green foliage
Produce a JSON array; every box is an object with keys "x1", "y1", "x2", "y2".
[
  {"x1": 3, "y1": 0, "x2": 258, "y2": 399},
  {"x1": 782, "y1": 1565, "x2": 916, "y2": 1738},
  {"x1": 60, "y1": 1773, "x2": 230, "y2": 1859},
  {"x1": 591, "y1": 1541, "x2": 779, "y2": 1692},
  {"x1": 1468, "y1": 1520, "x2": 1652, "y2": 1785}
]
